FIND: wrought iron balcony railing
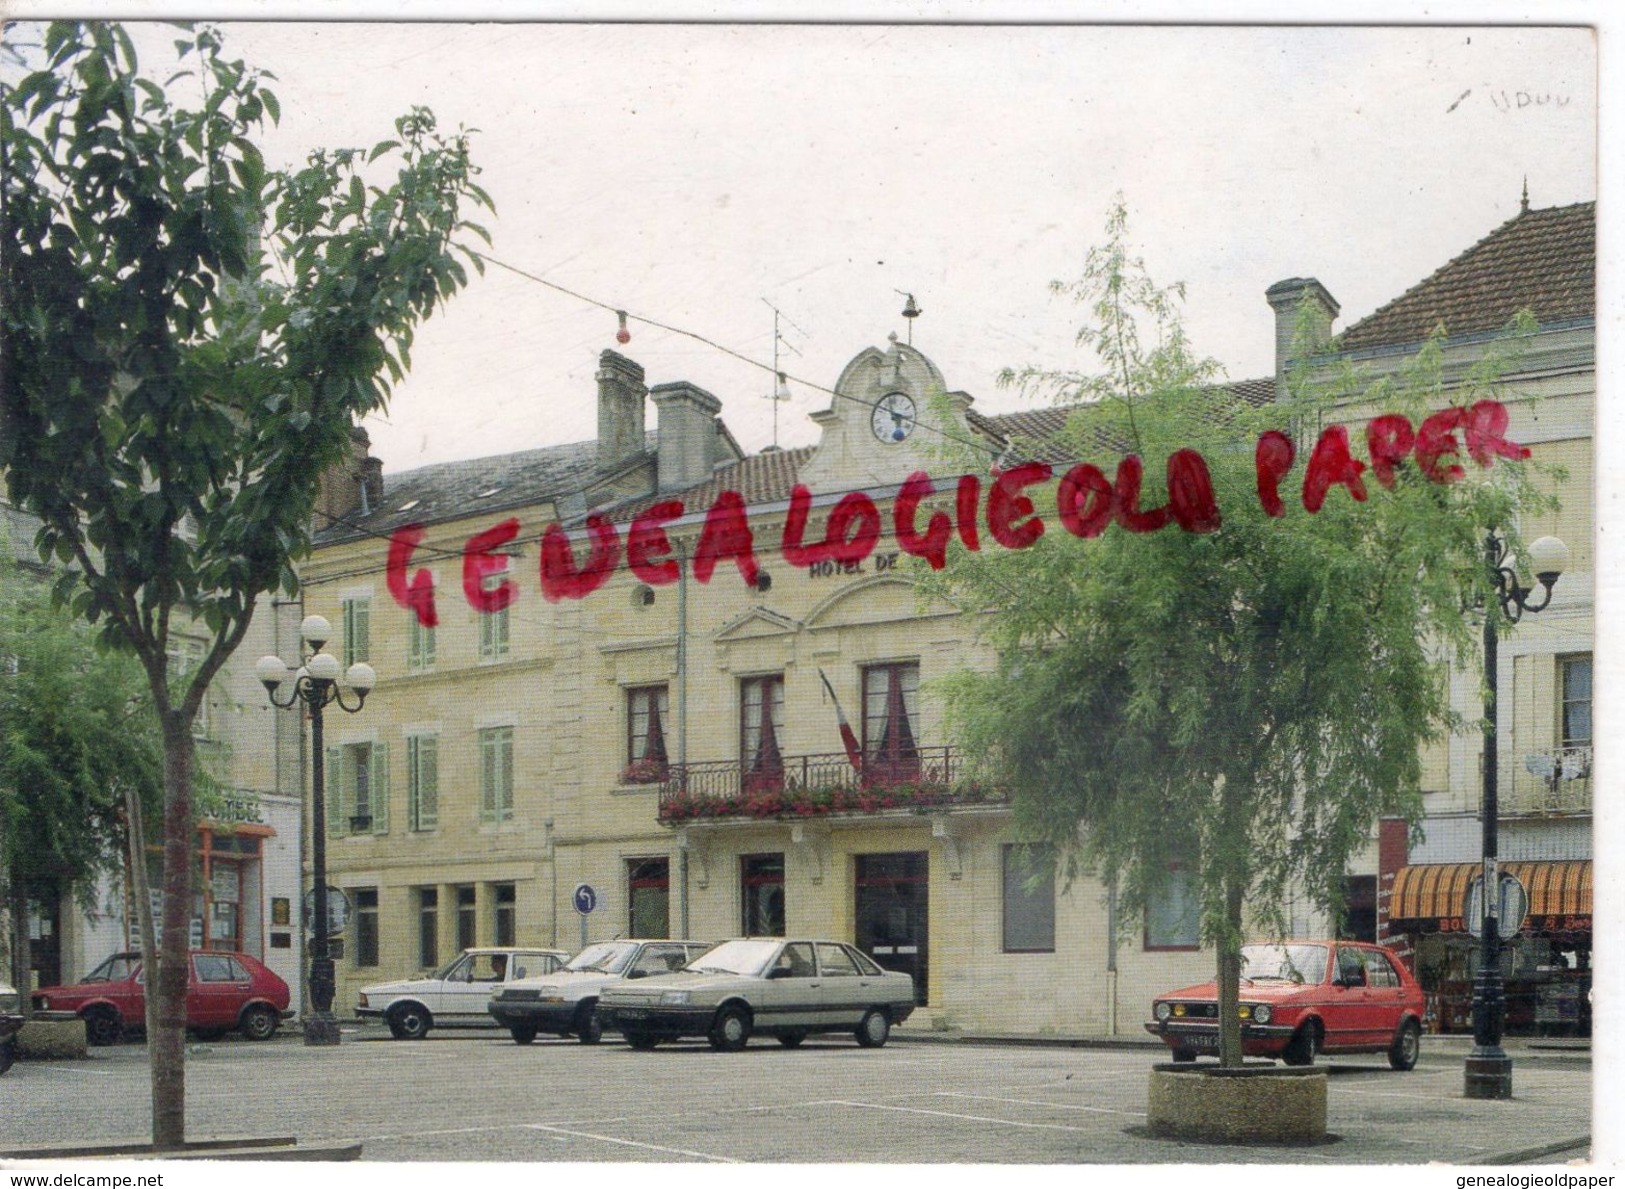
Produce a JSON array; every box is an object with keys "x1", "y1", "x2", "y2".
[
  {"x1": 656, "y1": 745, "x2": 1005, "y2": 823},
  {"x1": 1507, "y1": 746, "x2": 1593, "y2": 816}
]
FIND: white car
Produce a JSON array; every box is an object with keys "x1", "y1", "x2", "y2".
[
  {"x1": 357, "y1": 947, "x2": 566, "y2": 1039},
  {"x1": 488, "y1": 939, "x2": 709, "y2": 1044},
  {"x1": 597, "y1": 937, "x2": 916, "y2": 1051}
]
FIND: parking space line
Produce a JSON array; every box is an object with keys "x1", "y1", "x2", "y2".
[
  {"x1": 824, "y1": 1099, "x2": 1099, "y2": 1132},
  {"x1": 936, "y1": 1092, "x2": 1146, "y2": 1118},
  {"x1": 520, "y1": 1123, "x2": 737, "y2": 1162}
]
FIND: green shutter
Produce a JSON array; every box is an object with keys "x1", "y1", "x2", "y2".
[
  {"x1": 480, "y1": 730, "x2": 495, "y2": 822},
  {"x1": 419, "y1": 736, "x2": 439, "y2": 828},
  {"x1": 371, "y1": 742, "x2": 390, "y2": 834},
  {"x1": 325, "y1": 745, "x2": 345, "y2": 837}
]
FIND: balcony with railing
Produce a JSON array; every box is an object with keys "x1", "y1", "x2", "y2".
[
  {"x1": 655, "y1": 745, "x2": 1006, "y2": 824},
  {"x1": 1505, "y1": 746, "x2": 1593, "y2": 817}
]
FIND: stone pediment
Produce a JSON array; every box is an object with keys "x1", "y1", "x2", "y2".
[
  {"x1": 804, "y1": 574, "x2": 957, "y2": 631},
  {"x1": 714, "y1": 606, "x2": 803, "y2": 642},
  {"x1": 795, "y1": 338, "x2": 979, "y2": 495}
]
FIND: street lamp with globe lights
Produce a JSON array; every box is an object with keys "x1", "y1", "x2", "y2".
[
  {"x1": 1466, "y1": 530, "x2": 1567, "y2": 1099},
  {"x1": 256, "y1": 615, "x2": 376, "y2": 1046}
]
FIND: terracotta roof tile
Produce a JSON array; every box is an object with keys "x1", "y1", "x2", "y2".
[{"x1": 1337, "y1": 202, "x2": 1595, "y2": 352}]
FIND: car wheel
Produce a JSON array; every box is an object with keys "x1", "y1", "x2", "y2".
[
  {"x1": 574, "y1": 1002, "x2": 603, "y2": 1045},
  {"x1": 777, "y1": 1031, "x2": 807, "y2": 1049},
  {"x1": 1388, "y1": 1019, "x2": 1421, "y2": 1071},
  {"x1": 855, "y1": 1009, "x2": 891, "y2": 1049},
  {"x1": 84, "y1": 1007, "x2": 123, "y2": 1047},
  {"x1": 510, "y1": 1024, "x2": 538, "y2": 1045},
  {"x1": 624, "y1": 1031, "x2": 659, "y2": 1051},
  {"x1": 1171, "y1": 1047, "x2": 1198, "y2": 1063},
  {"x1": 240, "y1": 1005, "x2": 278, "y2": 1042},
  {"x1": 0, "y1": 1039, "x2": 14, "y2": 1076},
  {"x1": 1281, "y1": 1021, "x2": 1319, "y2": 1067},
  {"x1": 708, "y1": 1005, "x2": 751, "y2": 1052},
  {"x1": 388, "y1": 1003, "x2": 431, "y2": 1040}
]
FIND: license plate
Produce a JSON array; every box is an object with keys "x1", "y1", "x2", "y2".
[
  {"x1": 618, "y1": 1008, "x2": 647, "y2": 1020},
  {"x1": 1184, "y1": 1033, "x2": 1220, "y2": 1050}
]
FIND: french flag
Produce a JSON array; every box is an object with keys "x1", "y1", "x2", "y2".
[{"x1": 819, "y1": 668, "x2": 864, "y2": 776}]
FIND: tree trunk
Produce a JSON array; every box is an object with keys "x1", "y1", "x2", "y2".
[
  {"x1": 1215, "y1": 776, "x2": 1250, "y2": 1068},
  {"x1": 151, "y1": 714, "x2": 196, "y2": 1149},
  {"x1": 1216, "y1": 873, "x2": 1245, "y2": 1067}
]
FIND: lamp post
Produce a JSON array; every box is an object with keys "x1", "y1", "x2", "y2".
[
  {"x1": 256, "y1": 615, "x2": 375, "y2": 1046},
  {"x1": 1466, "y1": 531, "x2": 1567, "y2": 1099}
]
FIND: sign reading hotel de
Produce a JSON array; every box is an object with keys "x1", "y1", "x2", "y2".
[{"x1": 385, "y1": 400, "x2": 1529, "y2": 627}]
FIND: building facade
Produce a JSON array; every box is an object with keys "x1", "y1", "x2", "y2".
[{"x1": 299, "y1": 200, "x2": 1593, "y2": 1037}]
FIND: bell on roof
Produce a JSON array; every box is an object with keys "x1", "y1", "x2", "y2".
[{"x1": 900, "y1": 293, "x2": 921, "y2": 320}]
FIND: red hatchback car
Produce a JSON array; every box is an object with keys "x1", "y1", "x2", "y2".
[
  {"x1": 1146, "y1": 940, "x2": 1425, "y2": 1070},
  {"x1": 32, "y1": 951, "x2": 291, "y2": 1046}
]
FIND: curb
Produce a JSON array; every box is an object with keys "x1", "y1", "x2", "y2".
[{"x1": 1478, "y1": 1136, "x2": 1593, "y2": 1165}]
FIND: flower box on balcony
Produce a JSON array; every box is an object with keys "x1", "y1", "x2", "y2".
[
  {"x1": 618, "y1": 758, "x2": 669, "y2": 786},
  {"x1": 658, "y1": 779, "x2": 1003, "y2": 823}
]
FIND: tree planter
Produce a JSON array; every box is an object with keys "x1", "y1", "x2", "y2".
[
  {"x1": 16, "y1": 1011, "x2": 88, "y2": 1061},
  {"x1": 1146, "y1": 1063, "x2": 1327, "y2": 1144}
]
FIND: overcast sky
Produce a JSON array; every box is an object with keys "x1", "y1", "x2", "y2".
[{"x1": 17, "y1": 18, "x2": 1604, "y2": 475}]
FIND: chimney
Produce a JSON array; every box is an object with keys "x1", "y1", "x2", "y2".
[
  {"x1": 314, "y1": 426, "x2": 373, "y2": 527},
  {"x1": 360, "y1": 456, "x2": 384, "y2": 516},
  {"x1": 650, "y1": 381, "x2": 724, "y2": 491},
  {"x1": 1266, "y1": 277, "x2": 1340, "y2": 395},
  {"x1": 596, "y1": 349, "x2": 648, "y2": 471}
]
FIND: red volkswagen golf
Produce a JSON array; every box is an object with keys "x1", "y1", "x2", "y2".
[
  {"x1": 32, "y1": 951, "x2": 291, "y2": 1046},
  {"x1": 1146, "y1": 940, "x2": 1425, "y2": 1070}
]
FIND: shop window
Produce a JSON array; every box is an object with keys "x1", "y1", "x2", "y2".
[
  {"x1": 493, "y1": 883, "x2": 516, "y2": 947},
  {"x1": 354, "y1": 888, "x2": 379, "y2": 968},
  {"x1": 418, "y1": 887, "x2": 438, "y2": 968},
  {"x1": 479, "y1": 726, "x2": 514, "y2": 823},
  {"x1": 863, "y1": 662, "x2": 921, "y2": 779},
  {"x1": 479, "y1": 563, "x2": 510, "y2": 661},
  {"x1": 1003, "y1": 844, "x2": 1056, "y2": 953},
  {"x1": 342, "y1": 597, "x2": 370, "y2": 667},
  {"x1": 407, "y1": 734, "x2": 439, "y2": 831},
  {"x1": 327, "y1": 741, "x2": 389, "y2": 836},
  {"x1": 1561, "y1": 655, "x2": 1592, "y2": 748},
  {"x1": 628, "y1": 858, "x2": 670, "y2": 937},
  {"x1": 741, "y1": 853, "x2": 785, "y2": 936},
  {"x1": 740, "y1": 676, "x2": 785, "y2": 792},
  {"x1": 456, "y1": 885, "x2": 477, "y2": 950},
  {"x1": 409, "y1": 613, "x2": 435, "y2": 672},
  {"x1": 1339, "y1": 875, "x2": 1377, "y2": 942},
  {"x1": 625, "y1": 686, "x2": 670, "y2": 781},
  {"x1": 1145, "y1": 866, "x2": 1200, "y2": 951}
]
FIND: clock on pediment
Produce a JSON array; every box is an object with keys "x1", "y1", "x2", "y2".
[{"x1": 870, "y1": 391, "x2": 918, "y2": 443}]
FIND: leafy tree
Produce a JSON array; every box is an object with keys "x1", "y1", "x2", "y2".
[
  {"x1": 0, "y1": 547, "x2": 165, "y2": 1011},
  {"x1": 1, "y1": 21, "x2": 491, "y2": 1144},
  {"x1": 934, "y1": 200, "x2": 1553, "y2": 1067}
]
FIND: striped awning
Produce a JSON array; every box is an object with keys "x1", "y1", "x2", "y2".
[{"x1": 1389, "y1": 860, "x2": 1592, "y2": 932}]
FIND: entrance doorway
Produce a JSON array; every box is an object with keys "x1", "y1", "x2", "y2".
[{"x1": 855, "y1": 852, "x2": 927, "y2": 1004}]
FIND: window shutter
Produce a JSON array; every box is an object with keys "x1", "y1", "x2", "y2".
[
  {"x1": 481, "y1": 731, "x2": 496, "y2": 821},
  {"x1": 326, "y1": 745, "x2": 345, "y2": 837},
  {"x1": 371, "y1": 742, "x2": 390, "y2": 834},
  {"x1": 419, "y1": 737, "x2": 439, "y2": 828}
]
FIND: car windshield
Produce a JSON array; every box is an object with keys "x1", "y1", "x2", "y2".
[
  {"x1": 564, "y1": 942, "x2": 637, "y2": 974},
  {"x1": 1239, "y1": 944, "x2": 1329, "y2": 984},
  {"x1": 432, "y1": 954, "x2": 473, "y2": 981},
  {"x1": 83, "y1": 955, "x2": 140, "y2": 983},
  {"x1": 687, "y1": 939, "x2": 781, "y2": 976}
]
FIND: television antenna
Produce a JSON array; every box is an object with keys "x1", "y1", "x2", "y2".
[{"x1": 761, "y1": 299, "x2": 806, "y2": 449}]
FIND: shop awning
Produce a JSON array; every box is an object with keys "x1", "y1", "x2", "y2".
[{"x1": 1389, "y1": 860, "x2": 1591, "y2": 932}]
